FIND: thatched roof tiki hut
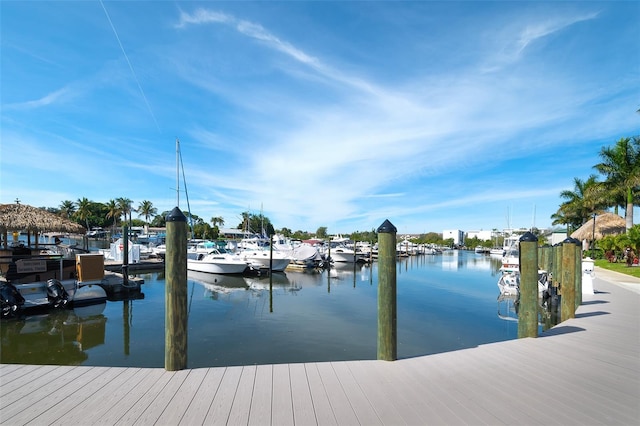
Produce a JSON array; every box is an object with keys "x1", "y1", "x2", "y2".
[
  {"x1": 570, "y1": 212, "x2": 626, "y2": 248},
  {"x1": 0, "y1": 203, "x2": 86, "y2": 249}
]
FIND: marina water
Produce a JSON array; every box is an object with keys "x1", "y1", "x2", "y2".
[{"x1": 1, "y1": 251, "x2": 553, "y2": 368}]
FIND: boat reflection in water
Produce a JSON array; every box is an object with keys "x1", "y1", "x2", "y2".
[
  {"x1": 497, "y1": 293, "x2": 561, "y2": 331},
  {"x1": 187, "y1": 270, "x2": 249, "y2": 299},
  {"x1": 0, "y1": 303, "x2": 107, "y2": 365}
]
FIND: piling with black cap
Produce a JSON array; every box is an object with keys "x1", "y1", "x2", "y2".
[
  {"x1": 165, "y1": 207, "x2": 188, "y2": 371},
  {"x1": 377, "y1": 219, "x2": 397, "y2": 361},
  {"x1": 518, "y1": 232, "x2": 539, "y2": 338},
  {"x1": 561, "y1": 237, "x2": 576, "y2": 321}
]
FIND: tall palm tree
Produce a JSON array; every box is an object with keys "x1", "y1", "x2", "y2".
[
  {"x1": 117, "y1": 197, "x2": 134, "y2": 227},
  {"x1": 210, "y1": 216, "x2": 225, "y2": 228},
  {"x1": 59, "y1": 200, "x2": 76, "y2": 219},
  {"x1": 594, "y1": 136, "x2": 640, "y2": 230},
  {"x1": 105, "y1": 199, "x2": 121, "y2": 235},
  {"x1": 138, "y1": 200, "x2": 157, "y2": 232},
  {"x1": 75, "y1": 197, "x2": 93, "y2": 230},
  {"x1": 552, "y1": 175, "x2": 605, "y2": 232}
]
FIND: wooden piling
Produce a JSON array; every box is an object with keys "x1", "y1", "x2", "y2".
[
  {"x1": 165, "y1": 207, "x2": 188, "y2": 371},
  {"x1": 518, "y1": 232, "x2": 538, "y2": 338},
  {"x1": 377, "y1": 219, "x2": 397, "y2": 361},
  {"x1": 122, "y1": 225, "x2": 129, "y2": 286},
  {"x1": 561, "y1": 238, "x2": 576, "y2": 321},
  {"x1": 573, "y1": 239, "x2": 582, "y2": 309},
  {"x1": 553, "y1": 243, "x2": 562, "y2": 291}
]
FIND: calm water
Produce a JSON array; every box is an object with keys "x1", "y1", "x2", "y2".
[{"x1": 1, "y1": 251, "x2": 554, "y2": 368}]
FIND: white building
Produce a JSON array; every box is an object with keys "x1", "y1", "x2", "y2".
[
  {"x1": 466, "y1": 230, "x2": 493, "y2": 241},
  {"x1": 443, "y1": 229, "x2": 464, "y2": 246}
]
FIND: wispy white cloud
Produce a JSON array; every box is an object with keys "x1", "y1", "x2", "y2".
[{"x1": 4, "y1": 87, "x2": 73, "y2": 110}]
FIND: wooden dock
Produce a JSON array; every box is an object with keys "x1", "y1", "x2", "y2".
[{"x1": 1, "y1": 268, "x2": 638, "y2": 425}]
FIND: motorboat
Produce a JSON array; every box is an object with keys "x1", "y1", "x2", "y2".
[
  {"x1": 497, "y1": 269, "x2": 549, "y2": 296},
  {"x1": 328, "y1": 244, "x2": 367, "y2": 263},
  {"x1": 234, "y1": 249, "x2": 291, "y2": 272},
  {"x1": 234, "y1": 237, "x2": 291, "y2": 272},
  {"x1": 1, "y1": 253, "x2": 109, "y2": 318},
  {"x1": 187, "y1": 249, "x2": 249, "y2": 275},
  {"x1": 271, "y1": 236, "x2": 324, "y2": 269}
]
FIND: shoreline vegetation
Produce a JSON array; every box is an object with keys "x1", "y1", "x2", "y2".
[{"x1": 595, "y1": 259, "x2": 640, "y2": 280}]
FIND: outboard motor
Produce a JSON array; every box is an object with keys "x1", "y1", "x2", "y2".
[
  {"x1": 1, "y1": 283, "x2": 25, "y2": 318},
  {"x1": 46, "y1": 279, "x2": 69, "y2": 309}
]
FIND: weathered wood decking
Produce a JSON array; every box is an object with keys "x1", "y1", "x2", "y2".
[{"x1": 1, "y1": 268, "x2": 639, "y2": 425}]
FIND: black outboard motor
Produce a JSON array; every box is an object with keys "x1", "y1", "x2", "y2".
[
  {"x1": 46, "y1": 279, "x2": 69, "y2": 309},
  {"x1": 1, "y1": 282, "x2": 25, "y2": 318}
]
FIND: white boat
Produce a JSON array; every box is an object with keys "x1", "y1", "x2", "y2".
[
  {"x1": 328, "y1": 244, "x2": 367, "y2": 263},
  {"x1": 235, "y1": 249, "x2": 291, "y2": 272},
  {"x1": 272, "y1": 235, "x2": 324, "y2": 269},
  {"x1": 489, "y1": 247, "x2": 505, "y2": 257},
  {"x1": 497, "y1": 270, "x2": 549, "y2": 296},
  {"x1": 235, "y1": 237, "x2": 291, "y2": 272},
  {"x1": 187, "y1": 249, "x2": 249, "y2": 275}
]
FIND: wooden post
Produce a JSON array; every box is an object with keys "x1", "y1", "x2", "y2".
[
  {"x1": 573, "y1": 238, "x2": 582, "y2": 309},
  {"x1": 553, "y1": 243, "x2": 562, "y2": 292},
  {"x1": 165, "y1": 207, "x2": 188, "y2": 371},
  {"x1": 518, "y1": 232, "x2": 538, "y2": 338},
  {"x1": 377, "y1": 219, "x2": 397, "y2": 361},
  {"x1": 561, "y1": 238, "x2": 576, "y2": 321},
  {"x1": 122, "y1": 224, "x2": 129, "y2": 286}
]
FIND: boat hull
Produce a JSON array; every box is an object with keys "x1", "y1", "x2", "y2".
[{"x1": 187, "y1": 256, "x2": 248, "y2": 275}]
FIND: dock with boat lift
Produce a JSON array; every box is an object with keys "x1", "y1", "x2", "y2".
[{"x1": 1, "y1": 269, "x2": 638, "y2": 425}]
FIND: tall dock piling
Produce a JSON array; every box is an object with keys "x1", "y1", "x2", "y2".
[
  {"x1": 377, "y1": 219, "x2": 397, "y2": 361},
  {"x1": 518, "y1": 232, "x2": 539, "y2": 338},
  {"x1": 561, "y1": 238, "x2": 577, "y2": 321},
  {"x1": 165, "y1": 207, "x2": 188, "y2": 371},
  {"x1": 573, "y1": 238, "x2": 582, "y2": 309},
  {"x1": 122, "y1": 224, "x2": 129, "y2": 286}
]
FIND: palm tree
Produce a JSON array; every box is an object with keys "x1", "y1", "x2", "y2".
[
  {"x1": 105, "y1": 199, "x2": 121, "y2": 235},
  {"x1": 59, "y1": 200, "x2": 76, "y2": 219},
  {"x1": 75, "y1": 197, "x2": 93, "y2": 230},
  {"x1": 552, "y1": 175, "x2": 606, "y2": 232},
  {"x1": 594, "y1": 137, "x2": 640, "y2": 231},
  {"x1": 210, "y1": 216, "x2": 225, "y2": 228},
  {"x1": 117, "y1": 197, "x2": 134, "y2": 227},
  {"x1": 138, "y1": 200, "x2": 157, "y2": 232}
]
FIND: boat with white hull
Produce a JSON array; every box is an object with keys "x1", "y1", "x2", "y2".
[
  {"x1": 187, "y1": 249, "x2": 249, "y2": 275},
  {"x1": 497, "y1": 270, "x2": 549, "y2": 296}
]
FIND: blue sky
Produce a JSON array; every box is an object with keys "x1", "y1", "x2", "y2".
[{"x1": 1, "y1": 1, "x2": 638, "y2": 235}]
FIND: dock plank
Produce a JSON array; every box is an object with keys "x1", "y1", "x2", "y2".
[
  {"x1": 28, "y1": 367, "x2": 125, "y2": 425},
  {"x1": 203, "y1": 365, "x2": 243, "y2": 425},
  {"x1": 155, "y1": 368, "x2": 209, "y2": 425},
  {"x1": 272, "y1": 363, "x2": 294, "y2": 426},
  {"x1": 315, "y1": 362, "x2": 360, "y2": 425},
  {"x1": 304, "y1": 363, "x2": 337, "y2": 426},
  {"x1": 289, "y1": 363, "x2": 317, "y2": 426},
  {"x1": 0, "y1": 273, "x2": 638, "y2": 426},
  {"x1": 1, "y1": 366, "x2": 97, "y2": 423},
  {"x1": 227, "y1": 365, "x2": 257, "y2": 426},
  {"x1": 178, "y1": 367, "x2": 225, "y2": 425},
  {"x1": 248, "y1": 364, "x2": 273, "y2": 426},
  {"x1": 113, "y1": 368, "x2": 175, "y2": 425}
]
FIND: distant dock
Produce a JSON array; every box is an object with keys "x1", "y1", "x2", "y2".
[{"x1": 1, "y1": 269, "x2": 638, "y2": 425}]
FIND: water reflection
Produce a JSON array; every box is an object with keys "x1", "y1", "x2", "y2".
[
  {"x1": 1, "y1": 250, "x2": 566, "y2": 368},
  {"x1": 0, "y1": 304, "x2": 107, "y2": 364}
]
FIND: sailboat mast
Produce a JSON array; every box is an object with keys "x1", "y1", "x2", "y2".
[{"x1": 176, "y1": 138, "x2": 180, "y2": 207}]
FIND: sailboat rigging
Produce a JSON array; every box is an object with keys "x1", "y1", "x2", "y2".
[{"x1": 175, "y1": 138, "x2": 194, "y2": 235}]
